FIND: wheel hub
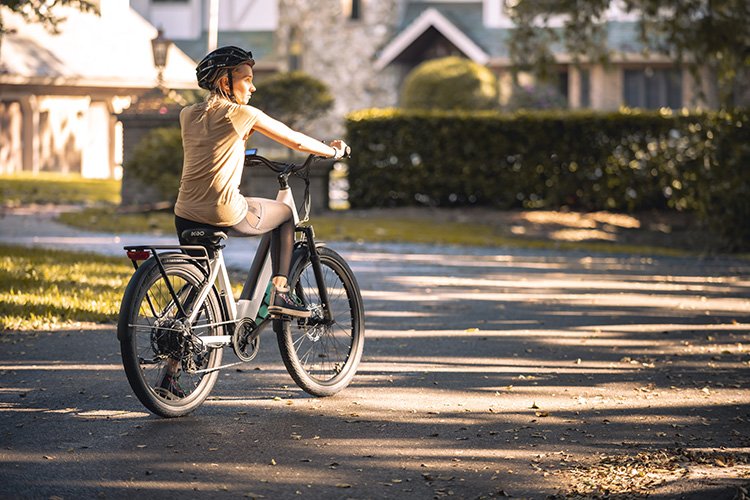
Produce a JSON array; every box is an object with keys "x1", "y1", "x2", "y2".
[
  {"x1": 300, "y1": 304, "x2": 329, "y2": 341},
  {"x1": 151, "y1": 317, "x2": 190, "y2": 356}
]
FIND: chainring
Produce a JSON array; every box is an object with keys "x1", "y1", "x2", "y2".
[{"x1": 232, "y1": 318, "x2": 261, "y2": 362}]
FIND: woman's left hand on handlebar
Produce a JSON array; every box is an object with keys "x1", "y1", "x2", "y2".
[{"x1": 329, "y1": 140, "x2": 351, "y2": 159}]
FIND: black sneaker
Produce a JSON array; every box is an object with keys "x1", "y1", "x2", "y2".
[
  {"x1": 155, "y1": 371, "x2": 186, "y2": 399},
  {"x1": 268, "y1": 286, "x2": 311, "y2": 318}
]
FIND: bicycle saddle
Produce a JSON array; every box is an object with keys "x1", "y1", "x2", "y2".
[{"x1": 180, "y1": 229, "x2": 227, "y2": 248}]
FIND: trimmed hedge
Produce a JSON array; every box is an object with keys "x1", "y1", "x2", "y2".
[{"x1": 346, "y1": 108, "x2": 750, "y2": 250}]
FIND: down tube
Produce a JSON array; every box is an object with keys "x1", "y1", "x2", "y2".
[{"x1": 237, "y1": 233, "x2": 273, "y2": 320}]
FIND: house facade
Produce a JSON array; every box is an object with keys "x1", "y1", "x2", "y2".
[
  {"x1": 133, "y1": 0, "x2": 708, "y2": 137},
  {"x1": 0, "y1": 1, "x2": 197, "y2": 179}
]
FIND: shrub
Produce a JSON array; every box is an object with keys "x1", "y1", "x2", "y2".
[
  {"x1": 400, "y1": 56, "x2": 499, "y2": 111},
  {"x1": 124, "y1": 127, "x2": 183, "y2": 203},
  {"x1": 250, "y1": 71, "x2": 334, "y2": 129},
  {"x1": 696, "y1": 109, "x2": 750, "y2": 251},
  {"x1": 345, "y1": 107, "x2": 750, "y2": 251}
]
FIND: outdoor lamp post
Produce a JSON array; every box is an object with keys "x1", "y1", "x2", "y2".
[{"x1": 151, "y1": 28, "x2": 171, "y2": 88}]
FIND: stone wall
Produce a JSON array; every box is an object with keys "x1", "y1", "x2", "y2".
[{"x1": 277, "y1": 0, "x2": 403, "y2": 137}]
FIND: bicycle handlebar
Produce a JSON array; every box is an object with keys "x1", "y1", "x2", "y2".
[{"x1": 243, "y1": 152, "x2": 322, "y2": 175}]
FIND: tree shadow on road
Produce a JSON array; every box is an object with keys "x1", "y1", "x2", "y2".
[{"x1": 1, "y1": 248, "x2": 749, "y2": 499}]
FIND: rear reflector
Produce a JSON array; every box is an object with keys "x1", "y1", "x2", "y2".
[{"x1": 126, "y1": 250, "x2": 151, "y2": 261}]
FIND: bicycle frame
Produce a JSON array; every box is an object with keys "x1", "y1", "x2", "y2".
[{"x1": 124, "y1": 156, "x2": 311, "y2": 350}]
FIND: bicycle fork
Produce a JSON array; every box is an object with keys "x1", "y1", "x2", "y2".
[{"x1": 296, "y1": 226, "x2": 333, "y2": 323}]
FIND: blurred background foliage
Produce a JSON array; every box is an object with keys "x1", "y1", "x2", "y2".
[
  {"x1": 506, "y1": 0, "x2": 750, "y2": 109},
  {"x1": 250, "y1": 70, "x2": 334, "y2": 131},
  {"x1": 124, "y1": 127, "x2": 183, "y2": 204}
]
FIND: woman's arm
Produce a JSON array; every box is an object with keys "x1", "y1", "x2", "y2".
[{"x1": 251, "y1": 108, "x2": 345, "y2": 158}]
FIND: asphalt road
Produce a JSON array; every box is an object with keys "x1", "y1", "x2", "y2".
[{"x1": 1, "y1": 212, "x2": 750, "y2": 499}]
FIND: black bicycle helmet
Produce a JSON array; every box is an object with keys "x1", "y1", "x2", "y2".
[{"x1": 196, "y1": 46, "x2": 254, "y2": 91}]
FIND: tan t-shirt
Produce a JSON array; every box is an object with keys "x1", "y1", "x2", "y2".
[{"x1": 174, "y1": 100, "x2": 260, "y2": 226}]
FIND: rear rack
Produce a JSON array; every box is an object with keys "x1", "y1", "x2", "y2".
[
  {"x1": 124, "y1": 244, "x2": 210, "y2": 266},
  {"x1": 124, "y1": 244, "x2": 213, "y2": 319}
]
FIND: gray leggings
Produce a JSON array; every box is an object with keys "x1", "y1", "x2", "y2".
[
  {"x1": 231, "y1": 197, "x2": 294, "y2": 278},
  {"x1": 175, "y1": 197, "x2": 294, "y2": 278}
]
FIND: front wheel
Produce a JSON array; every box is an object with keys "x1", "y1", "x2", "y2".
[
  {"x1": 118, "y1": 256, "x2": 224, "y2": 417},
  {"x1": 276, "y1": 246, "x2": 365, "y2": 396}
]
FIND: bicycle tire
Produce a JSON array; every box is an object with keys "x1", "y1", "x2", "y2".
[
  {"x1": 118, "y1": 255, "x2": 224, "y2": 417},
  {"x1": 275, "y1": 246, "x2": 365, "y2": 396}
]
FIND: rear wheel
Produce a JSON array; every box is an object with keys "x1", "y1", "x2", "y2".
[
  {"x1": 118, "y1": 256, "x2": 224, "y2": 417},
  {"x1": 276, "y1": 246, "x2": 365, "y2": 396}
]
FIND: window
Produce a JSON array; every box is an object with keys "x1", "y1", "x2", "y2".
[
  {"x1": 341, "y1": 0, "x2": 362, "y2": 20},
  {"x1": 623, "y1": 68, "x2": 682, "y2": 109},
  {"x1": 351, "y1": 0, "x2": 361, "y2": 20},
  {"x1": 557, "y1": 70, "x2": 569, "y2": 107},
  {"x1": 288, "y1": 26, "x2": 302, "y2": 71}
]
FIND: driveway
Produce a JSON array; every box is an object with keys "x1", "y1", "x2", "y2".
[{"x1": 1, "y1": 210, "x2": 749, "y2": 499}]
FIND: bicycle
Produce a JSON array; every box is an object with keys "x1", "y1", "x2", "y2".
[{"x1": 116, "y1": 151, "x2": 365, "y2": 418}]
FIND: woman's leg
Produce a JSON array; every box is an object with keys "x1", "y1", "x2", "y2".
[
  {"x1": 230, "y1": 198, "x2": 309, "y2": 317},
  {"x1": 270, "y1": 217, "x2": 294, "y2": 278},
  {"x1": 230, "y1": 198, "x2": 295, "y2": 279}
]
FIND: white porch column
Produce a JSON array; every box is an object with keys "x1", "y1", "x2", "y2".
[{"x1": 19, "y1": 95, "x2": 40, "y2": 174}]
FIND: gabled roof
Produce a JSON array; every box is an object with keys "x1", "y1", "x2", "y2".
[
  {"x1": 374, "y1": 7, "x2": 490, "y2": 70},
  {"x1": 377, "y1": 2, "x2": 656, "y2": 69},
  {"x1": 0, "y1": 3, "x2": 198, "y2": 90}
]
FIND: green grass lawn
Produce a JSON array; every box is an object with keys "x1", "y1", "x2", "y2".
[
  {"x1": 0, "y1": 172, "x2": 120, "y2": 206},
  {"x1": 57, "y1": 206, "x2": 693, "y2": 257},
  {"x1": 0, "y1": 244, "x2": 132, "y2": 332},
  {"x1": 0, "y1": 243, "x2": 246, "y2": 333}
]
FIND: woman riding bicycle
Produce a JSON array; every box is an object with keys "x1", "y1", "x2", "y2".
[{"x1": 175, "y1": 46, "x2": 348, "y2": 319}]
